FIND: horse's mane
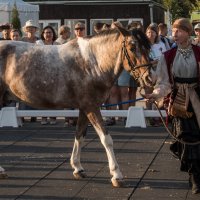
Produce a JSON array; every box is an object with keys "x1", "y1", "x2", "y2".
[
  {"x1": 90, "y1": 28, "x2": 150, "y2": 51},
  {"x1": 131, "y1": 29, "x2": 151, "y2": 50},
  {"x1": 91, "y1": 27, "x2": 131, "y2": 40},
  {"x1": 93, "y1": 28, "x2": 120, "y2": 38}
]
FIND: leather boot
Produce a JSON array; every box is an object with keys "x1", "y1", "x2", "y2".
[{"x1": 191, "y1": 173, "x2": 200, "y2": 194}]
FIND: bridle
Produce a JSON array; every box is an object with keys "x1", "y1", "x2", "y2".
[{"x1": 122, "y1": 37, "x2": 152, "y2": 82}]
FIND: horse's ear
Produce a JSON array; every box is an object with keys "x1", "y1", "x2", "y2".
[
  {"x1": 111, "y1": 22, "x2": 129, "y2": 36},
  {"x1": 117, "y1": 26, "x2": 129, "y2": 36}
]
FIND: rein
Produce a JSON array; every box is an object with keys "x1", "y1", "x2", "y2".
[
  {"x1": 153, "y1": 101, "x2": 200, "y2": 145},
  {"x1": 122, "y1": 38, "x2": 152, "y2": 81}
]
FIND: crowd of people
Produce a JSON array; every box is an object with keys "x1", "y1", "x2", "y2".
[{"x1": 0, "y1": 19, "x2": 200, "y2": 127}]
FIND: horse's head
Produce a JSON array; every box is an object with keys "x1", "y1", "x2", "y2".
[{"x1": 117, "y1": 26, "x2": 153, "y2": 89}]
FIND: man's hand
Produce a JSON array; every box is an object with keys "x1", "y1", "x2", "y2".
[{"x1": 141, "y1": 93, "x2": 156, "y2": 103}]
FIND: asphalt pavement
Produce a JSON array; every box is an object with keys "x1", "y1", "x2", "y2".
[{"x1": 0, "y1": 119, "x2": 199, "y2": 200}]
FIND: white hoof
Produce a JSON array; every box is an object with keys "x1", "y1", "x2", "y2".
[
  {"x1": 73, "y1": 170, "x2": 87, "y2": 179},
  {"x1": 111, "y1": 178, "x2": 125, "y2": 188}
]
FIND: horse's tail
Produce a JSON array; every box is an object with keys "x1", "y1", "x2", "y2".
[{"x1": 0, "y1": 42, "x2": 16, "y2": 106}]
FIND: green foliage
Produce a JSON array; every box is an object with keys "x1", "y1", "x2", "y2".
[
  {"x1": 11, "y1": 3, "x2": 22, "y2": 36},
  {"x1": 162, "y1": 0, "x2": 199, "y2": 22}
]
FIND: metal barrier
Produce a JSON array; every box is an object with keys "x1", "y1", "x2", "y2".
[{"x1": 0, "y1": 107, "x2": 167, "y2": 128}]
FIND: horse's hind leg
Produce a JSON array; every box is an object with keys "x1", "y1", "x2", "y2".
[
  {"x1": 70, "y1": 110, "x2": 88, "y2": 179},
  {"x1": 86, "y1": 108, "x2": 124, "y2": 187}
]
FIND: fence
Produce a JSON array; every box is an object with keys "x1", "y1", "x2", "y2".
[{"x1": 0, "y1": 107, "x2": 167, "y2": 128}]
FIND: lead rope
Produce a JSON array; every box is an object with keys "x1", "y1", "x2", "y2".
[{"x1": 153, "y1": 101, "x2": 200, "y2": 146}]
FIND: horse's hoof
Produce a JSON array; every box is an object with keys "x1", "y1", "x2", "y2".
[
  {"x1": 73, "y1": 170, "x2": 87, "y2": 179},
  {"x1": 111, "y1": 179, "x2": 125, "y2": 188},
  {"x1": 0, "y1": 173, "x2": 8, "y2": 179}
]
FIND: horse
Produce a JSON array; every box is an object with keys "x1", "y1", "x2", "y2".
[{"x1": 0, "y1": 26, "x2": 151, "y2": 186}]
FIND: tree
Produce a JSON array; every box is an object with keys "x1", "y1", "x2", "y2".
[
  {"x1": 162, "y1": 0, "x2": 199, "y2": 22},
  {"x1": 11, "y1": 3, "x2": 22, "y2": 36}
]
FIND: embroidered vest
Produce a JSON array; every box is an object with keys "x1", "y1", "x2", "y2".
[{"x1": 164, "y1": 44, "x2": 200, "y2": 84}]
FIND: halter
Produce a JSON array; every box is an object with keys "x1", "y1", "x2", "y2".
[{"x1": 122, "y1": 38, "x2": 152, "y2": 81}]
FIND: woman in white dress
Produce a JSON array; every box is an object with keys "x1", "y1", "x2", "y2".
[{"x1": 145, "y1": 24, "x2": 167, "y2": 126}]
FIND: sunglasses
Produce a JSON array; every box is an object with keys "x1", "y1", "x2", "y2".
[{"x1": 75, "y1": 28, "x2": 85, "y2": 31}]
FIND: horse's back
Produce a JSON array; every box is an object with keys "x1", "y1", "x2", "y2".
[{"x1": 0, "y1": 36, "x2": 113, "y2": 109}]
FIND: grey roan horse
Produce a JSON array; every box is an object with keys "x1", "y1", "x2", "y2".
[{"x1": 0, "y1": 26, "x2": 151, "y2": 186}]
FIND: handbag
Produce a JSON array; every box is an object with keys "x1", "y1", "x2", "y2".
[{"x1": 167, "y1": 84, "x2": 193, "y2": 118}]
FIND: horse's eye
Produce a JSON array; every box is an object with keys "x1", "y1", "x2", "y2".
[
  {"x1": 130, "y1": 46, "x2": 136, "y2": 52},
  {"x1": 130, "y1": 40, "x2": 138, "y2": 52},
  {"x1": 130, "y1": 42, "x2": 136, "y2": 52}
]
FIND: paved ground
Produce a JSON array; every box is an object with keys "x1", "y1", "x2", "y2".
[{"x1": 0, "y1": 119, "x2": 199, "y2": 200}]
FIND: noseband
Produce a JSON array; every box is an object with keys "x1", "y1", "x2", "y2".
[{"x1": 122, "y1": 38, "x2": 152, "y2": 81}]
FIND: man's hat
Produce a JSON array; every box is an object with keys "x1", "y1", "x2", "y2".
[
  {"x1": 22, "y1": 20, "x2": 39, "y2": 32},
  {"x1": 74, "y1": 22, "x2": 85, "y2": 29},
  {"x1": 194, "y1": 23, "x2": 200, "y2": 31}
]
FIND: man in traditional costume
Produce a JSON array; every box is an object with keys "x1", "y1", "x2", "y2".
[{"x1": 144, "y1": 18, "x2": 200, "y2": 195}]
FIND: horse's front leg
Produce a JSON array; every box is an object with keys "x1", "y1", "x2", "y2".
[
  {"x1": 70, "y1": 110, "x2": 88, "y2": 179},
  {"x1": 86, "y1": 108, "x2": 124, "y2": 187}
]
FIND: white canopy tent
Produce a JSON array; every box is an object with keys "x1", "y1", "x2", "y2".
[{"x1": 0, "y1": 0, "x2": 39, "y2": 29}]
